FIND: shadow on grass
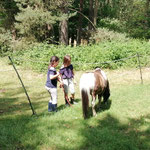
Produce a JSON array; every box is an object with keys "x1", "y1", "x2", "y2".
[
  {"x1": 79, "y1": 114, "x2": 150, "y2": 150},
  {"x1": 0, "y1": 81, "x2": 50, "y2": 116},
  {"x1": 0, "y1": 115, "x2": 40, "y2": 150},
  {"x1": 1, "y1": 81, "x2": 150, "y2": 150},
  {"x1": 84, "y1": 99, "x2": 112, "y2": 119},
  {"x1": 0, "y1": 85, "x2": 32, "y2": 115},
  {"x1": 0, "y1": 113, "x2": 150, "y2": 150},
  {"x1": 37, "y1": 104, "x2": 67, "y2": 117}
]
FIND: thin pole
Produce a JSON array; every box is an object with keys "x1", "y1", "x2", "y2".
[
  {"x1": 8, "y1": 56, "x2": 36, "y2": 115},
  {"x1": 137, "y1": 53, "x2": 143, "y2": 84}
]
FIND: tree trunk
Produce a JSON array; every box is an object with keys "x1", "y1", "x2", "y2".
[
  {"x1": 94, "y1": 0, "x2": 99, "y2": 26},
  {"x1": 59, "y1": 8, "x2": 68, "y2": 46},
  {"x1": 77, "y1": 0, "x2": 84, "y2": 45},
  {"x1": 88, "y1": 0, "x2": 94, "y2": 30},
  {"x1": 145, "y1": 0, "x2": 150, "y2": 15}
]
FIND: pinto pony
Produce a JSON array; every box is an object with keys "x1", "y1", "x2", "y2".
[{"x1": 79, "y1": 68, "x2": 110, "y2": 119}]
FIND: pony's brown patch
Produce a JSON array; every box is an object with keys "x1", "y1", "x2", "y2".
[{"x1": 93, "y1": 69, "x2": 106, "y2": 96}]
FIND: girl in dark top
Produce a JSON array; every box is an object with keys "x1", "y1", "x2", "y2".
[
  {"x1": 45, "y1": 56, "x2": 62, "y2": 112},
  {"x1": 59, "y1": 55, "x2": 77, "y2": 105}
]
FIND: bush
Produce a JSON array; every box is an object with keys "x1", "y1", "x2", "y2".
[
  {"x1": 0, "y1": 28, "x2": 12, "y2": 56},
  {"x1": 11, "y1": 39, "x2": 150, "y2": 71},
  {"x1": 98, "y1": 18, "x2": 125, "y2": 33},
  {"x1": 90, "y1": 28, "x2": 129, "y2": 43}
]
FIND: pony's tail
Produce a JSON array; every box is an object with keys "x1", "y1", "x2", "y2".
[{"x1": 81, "y1": 88, "x2": 89, "y2": 119}]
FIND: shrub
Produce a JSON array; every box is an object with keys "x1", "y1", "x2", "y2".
[
  {"x1": 0, "y1": 28, "x2": 12, "y2": 56},
  {"x1": 90, "y1": 28, "x2": 129, "y2": 44},
  {"x1": 11, "y1": 39, "x2": 150, "y2": 71}
]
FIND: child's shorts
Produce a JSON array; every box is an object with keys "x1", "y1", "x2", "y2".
[
  {"x1": 45, "y1": 86, "x2": 57, "y2": 104},
  {"x1": 63, "y1": 78, "x2": 75, "y2": 94}
]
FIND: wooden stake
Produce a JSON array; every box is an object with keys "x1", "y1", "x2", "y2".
[
  {"x1": 8, "y1": 56, "x2": 36, "y2": 115},
  {"x1": 137, "y1": 53, "x2": 143, "y2": 84}
]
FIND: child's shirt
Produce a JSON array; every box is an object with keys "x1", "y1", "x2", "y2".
[
  {"x1": 59, "y1": 64, "x2": 74, "y2": 79},
  {"x1": 46, "y1": 67, "x2": 57, "y2": 88}
]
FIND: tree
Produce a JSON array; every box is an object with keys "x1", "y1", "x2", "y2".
[
  {"x1": 57, "y1": 0, "x2": 74, "y2": 45},
  {"x1": 77, "y1": 0, "x2": 84, "y2": 45},
  {"x1": 59, "y1": 7, "x2": 69, "y2": 45},
  {"x1": 88, "y1": 0, "x2": 94, "y2": 30},
  {"x1": 14, "y1": 0, "x2": 59, "y2": 42},
  {"x1": 93, "y1": 0, "x2": 99, "y2": 26}
]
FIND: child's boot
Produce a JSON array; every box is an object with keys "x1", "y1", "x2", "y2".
[
  {"x1": 70, "y1": 97, "x2": 77, "y2": 104},
  {"x1": 65, "y1": 99, "x2": 69, "y2": 106},
  {"x1": 48, "y1": 102, "x2": 53, "y2": 112},
  {"x1": 52, "y1": 104, "x2": 57, "y2": 112}
]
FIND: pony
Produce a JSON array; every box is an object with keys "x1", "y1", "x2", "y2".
[{"x1": 79, "y1": 68, "x2": 110, "y2": 119}]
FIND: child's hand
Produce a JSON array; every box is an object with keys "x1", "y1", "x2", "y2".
[
  {"x1": 56, "y1": 72, "x2": 60, "y2": 76},
  {"x1": 74, "y1": 80, "x2": 77, "y2": 85},
  {"x1": 59, "y1": 82, "x2": 64, "y2": 88}
]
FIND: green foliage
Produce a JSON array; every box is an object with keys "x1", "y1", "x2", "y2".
[
  {"x1": 122, "y1": 0, "x2": 150, "y2": 39},
  {"x1": 1, "y1": 0, "x2": 150, "y2": 45},
  {"x1": 98, "y1": 18, "x2": 126, "y2": 33},
  {"x1": 11, "y1": 39, "x2": 150, "y2": 71},
  {"x1": 97, "y1": 1, "x2": 150, "y2": 40},
  {"x1": 14, "y1": 4, "x2": 57, "y2": 41},
  {"x1": 14, "y1": 0, "x2": 75, "y2": 42},
  {"x1": 90, "y1": 27, "x2": 128, "y2": 43},
  {"x1": 0, "y1": 28, "x2": 12, "y2": 56}
]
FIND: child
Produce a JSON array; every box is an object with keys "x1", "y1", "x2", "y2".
[
  {"x1": 45, "y1": 56, "x2": 62, "y2": 112},
  {"x1": 59, "y1": 55, "x2": 77, "y2": 105}
]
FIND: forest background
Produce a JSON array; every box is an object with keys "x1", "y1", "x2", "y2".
[{"x1": 0, "y1": 0, "x2": 150, "y2": 70}]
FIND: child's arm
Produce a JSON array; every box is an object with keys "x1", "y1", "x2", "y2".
[
  {"x1": 50, "y1": 72, "x2": 60, "y2": 80},
  {"x1": 57, "y1": 74, "x2": 64, "y2": 88}
]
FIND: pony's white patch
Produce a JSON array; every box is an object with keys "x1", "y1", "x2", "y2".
[
  {"x1": 100, "y1": 70, "x2": 107, "y2": 80},
  {"x1": 80, "y1": 73, "x2": 95, "y2": 92},
  {"x1": 95, "y1": 68, "x2": 107, "y2": 80}
]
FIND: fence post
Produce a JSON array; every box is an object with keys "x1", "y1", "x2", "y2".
[
  {"x1": 8, "y1": 56, "x2": 36, "y2": 115},
  {"x1": 137, "y1": 53, "x2": 143, "y2": 84}
]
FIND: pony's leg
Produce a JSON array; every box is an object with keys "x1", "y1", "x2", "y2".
[
  {"x1": 91, "y1": 95, "x2": 97, "y2": 117},
  {"x1": 98, "y1": 94, "x2": 102, "y2": 106}
]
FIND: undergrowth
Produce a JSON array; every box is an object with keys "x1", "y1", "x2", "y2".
[{"x1": 10, "y1": 39, "x2": 150, "y2": 72}]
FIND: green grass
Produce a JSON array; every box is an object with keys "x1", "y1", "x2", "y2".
[{"x1": 0, "y1": 57, "x2": 150, "y2": 150}]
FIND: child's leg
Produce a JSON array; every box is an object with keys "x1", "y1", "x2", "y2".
[
  {"x1": 63, "y1": 79, "x2": 69, "y2": 105},
  {"x1": 64, "y1": 92, "x2": 69, "y2": 105},
  {"x1": 45, "y1": 86, "x2": 53, "y2": 112},
  {"x1": 48, "y1": 101, "x2": 53, "y2": 112},
  {"x1": 69, "y1": 79, "x2": 77, "y2": 104},
  {"x1": 46, "y1": 86, "x2": 57, "y2": 112},
  {"x1": 50, "y1": 88, "x2": 57, "y2": 111}
]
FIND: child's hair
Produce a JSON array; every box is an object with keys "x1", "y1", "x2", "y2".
[
  {"x1": 49, "y1": 56, "x2": 59, "y2": 67},
  {"x1": 63, "y1": 55, "x2": 71, "y2": 65}
]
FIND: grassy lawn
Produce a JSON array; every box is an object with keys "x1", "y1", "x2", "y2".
[{"x1": 0, "y1": 57, "x2": 150, "y2": 150}]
